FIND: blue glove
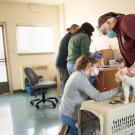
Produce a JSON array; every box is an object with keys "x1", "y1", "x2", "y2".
[{"x1": 94, "y1": 53, "x2": 103, "y2": 59}]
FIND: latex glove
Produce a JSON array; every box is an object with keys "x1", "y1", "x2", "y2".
[{"x1": 94, "y1": 53, "x2": 103, "y2": 59}]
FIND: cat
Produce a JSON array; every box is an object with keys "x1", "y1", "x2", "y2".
[{"x1": 115, "y1": 67, "x2": 135, "y2": 104}]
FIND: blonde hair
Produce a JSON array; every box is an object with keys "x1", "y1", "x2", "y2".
[
  {"x1": 66, "y1": 24, "x2": 79, "y2": 31},
  {"x1": 75, "y1": 55, "x2": 97, "y2": 71}
]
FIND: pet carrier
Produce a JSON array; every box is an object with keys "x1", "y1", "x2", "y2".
[{"x1": 78, "y1": 100, "x2": 135, "y2": 135}]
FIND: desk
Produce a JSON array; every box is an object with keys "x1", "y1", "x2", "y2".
[{"x1": 95, "y1": 67, "x2": 121, "y2": 92}]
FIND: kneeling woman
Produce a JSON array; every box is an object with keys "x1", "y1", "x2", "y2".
[{"x1": 59, "y1": 55, "x2": 120, "y2": 135}]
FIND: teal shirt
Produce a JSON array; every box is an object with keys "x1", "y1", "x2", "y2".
[{"x1": 67, "y1": 32, "x2": 91, "y2": 63}]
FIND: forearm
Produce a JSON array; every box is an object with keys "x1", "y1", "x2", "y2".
[
  {"x1": 83, "y1": 82, "x2": 119, "y2": 101},
  {"x1": 126, "y1": 63, "x2": 135, "y2": 77},
  {"x1": 98, "y1": 88, "x2": 119, "y2": 101}
]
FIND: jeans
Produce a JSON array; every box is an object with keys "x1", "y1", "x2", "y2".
[
  {"x1": 59, "y1": 113, "x2": 78, "y2": 135},
  {"x1": 67, "y1": 63, "x2": 74, "y2": 75}
]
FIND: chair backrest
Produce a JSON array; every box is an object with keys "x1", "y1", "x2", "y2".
[{"x1": 24, "y1": 67, "x2": 39, "y2": 86}]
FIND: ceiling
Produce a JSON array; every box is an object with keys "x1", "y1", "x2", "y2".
[{"x1": 0, "y1": 0, "x2": 66, "y2": 5}]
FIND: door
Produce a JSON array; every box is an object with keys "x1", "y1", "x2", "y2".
[{"x1": 0, "y1": 25, "x2": 10, "y2": 94}]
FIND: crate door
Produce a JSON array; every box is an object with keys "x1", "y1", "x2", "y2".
[{"x1": 78, "y1": 110, "x2": 101, "y2": 135}]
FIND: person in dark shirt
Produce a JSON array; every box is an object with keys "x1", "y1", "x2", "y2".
[
  {"x1": 56, "y1": 24, "x2": 79, "y2": 96},
  {"x1": 98, "y1": 12, "x2": 135, "y2": 77}
]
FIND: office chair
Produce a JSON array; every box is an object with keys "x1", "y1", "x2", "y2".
[{"x1": 24, "y1": 67, "x2": 58, "y2": 109}]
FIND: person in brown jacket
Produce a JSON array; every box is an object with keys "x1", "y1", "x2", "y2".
[{"x1": 98, "y1": 12, "x2": 135, "y2": 77}]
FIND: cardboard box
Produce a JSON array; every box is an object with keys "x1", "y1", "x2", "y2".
[
  {"x1": 95, "y1": 67, "x2": 121, "y2": 92},
  {"x1": 97, "y1": 49, "x2": 113, "y2": 65}
]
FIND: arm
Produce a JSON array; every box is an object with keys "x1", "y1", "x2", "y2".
[
  {"x1": 79, "y1": 76, "x2": 119, "y2": 101},
  {"x1": 126, "y1": 63, "x2": 135, "y2": 77},
  {"x1": 80, "y1": 34, "x2": 91, "y2": 55}
]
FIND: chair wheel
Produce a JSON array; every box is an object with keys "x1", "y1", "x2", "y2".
[
  {"x1": 52, "y1": 103, "x2": 56, "y2": 108},
  {"x1": 30, "y1": 101, "x2": 34, "y2": 105},
  {"x1": 36, "y1": 105, "x2": 39, "y2": 109}
]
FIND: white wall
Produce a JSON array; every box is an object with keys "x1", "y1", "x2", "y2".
[
  {"x1": 64, "y1": 0, "x2": 135, "y2": 55},
  {"x1": 1, "y1": 0, "x2": 134, "y2": 90},
  {"x1": 0, "y1": 2, "x2": 60, "y2": 90},
  {"x1": 59, "y1": 4, "x2": 66, "y2": 39}
]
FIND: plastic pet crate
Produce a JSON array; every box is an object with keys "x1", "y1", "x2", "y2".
[{"x1": 78, "y1": 100, "x2": 135, "y2": 135}]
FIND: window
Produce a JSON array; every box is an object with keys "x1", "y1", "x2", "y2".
[
  {"x1": 16, "y1": 26, "x2": 55, "y2": 54},
  {"x1": 0, "y1": 26, "x2": 7, "y2": 82}
]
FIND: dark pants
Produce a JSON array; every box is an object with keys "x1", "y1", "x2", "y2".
[{"x1": 58, "y1": 68, "x2": 69, "y2": 96}]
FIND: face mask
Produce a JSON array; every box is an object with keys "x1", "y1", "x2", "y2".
[
  {"x1": 106, "y1": 30, "x2": 117, "y2": 38},
  {"x1": 91, "y1": 67, "x2": 99, "y2": 76}
]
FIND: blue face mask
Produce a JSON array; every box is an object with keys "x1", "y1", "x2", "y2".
[{"x1": 106, "y1": 30, "x2": 117, "y2": 38}]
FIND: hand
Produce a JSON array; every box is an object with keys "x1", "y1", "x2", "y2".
[{"x1": 126, "y1": 64, "x2": 135, "y2": 77}]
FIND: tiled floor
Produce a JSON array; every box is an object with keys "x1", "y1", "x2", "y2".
[{"x1": 0, "y1": 90, "x2": 61, "y2": 135}]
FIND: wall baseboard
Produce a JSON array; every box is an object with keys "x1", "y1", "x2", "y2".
[{"x1": 12, "y1": 89, "x2": 26, "y2": 93}]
